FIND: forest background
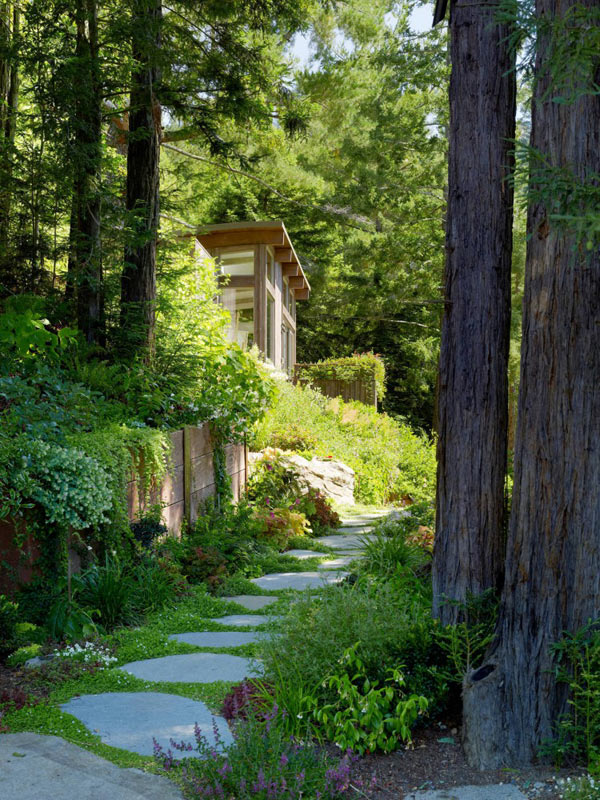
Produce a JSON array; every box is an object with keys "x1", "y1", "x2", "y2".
[{"x1": 0, "y1": 0, "x2": 524, "y2": 433}]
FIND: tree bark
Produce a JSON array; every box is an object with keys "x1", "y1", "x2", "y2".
[
  {"x1": 0, "y1": 2, "x2": 19, "y2": 257},
  {"x1": 68, "y1": 0, "x2": 103, "y2": 344},
  {"x1": 432, "y1": 0, "x2": 516, "y2": 623},
  {"x1": 462, "y1": 0, "x2": 600, "y2": 768},
  {"x1": 120, "y1": 0, "x2": 162, "y2": 357}
]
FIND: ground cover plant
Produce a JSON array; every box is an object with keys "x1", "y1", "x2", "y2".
[
  {"x1": 154, "y1": 711, "x2": 363, "y2": 799},
  {"x1": 252, "y1": 379, "x2": 436, "y2": 506}
]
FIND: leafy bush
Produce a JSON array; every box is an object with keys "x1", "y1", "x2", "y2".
[
  {"x1": 311, "y1": 643, "x2": 428, "y2": 753},
  {"x1": 0, "y1": 595, "x2": 20, "y2": 659},
  {"x1": 246, "y1": 453, "x2": 306, "y2": 507},
  {"x1": 269, "y1": 423, "x2": 318, "y2": 452},
  {"x1": 254, "y1": 507, "x2": 309, "y2": 551},
  {"x1": 6, "y1": 644, "x2": 42, "y2": 667},
  {"x1": 543, "y1": 622, "x2": 600, "y2": 766},
  {"x1": 258, "y1": 582, "x2": 448, "y2": 715},
  {"x1": 358, "y1": 528, "x2": 430, "y2": 579},
  {"x1": 436, "y1": 589, "x2": 499, "y2": 682},
  {"x1": 130, "y1": 507, "x2": 168, "y2": 550},
  {"x1": 154, "y1": 712, "x2": 358, "y2": 799},
  {"x1": 222, "y1": 679, "x2": 273, "y2": 723},
  {"x1": 295, "y1": 353, "x2": 386, "y2": 404},
  {"x1": 296, "y1": 488, "x2": 340, "y2": 536},
  {"x1": 75, "y1": 557, "x2": 139, "y2": 631},
  {"x1": 252, "y1": 381, "x2": 436, "y2": 505}
]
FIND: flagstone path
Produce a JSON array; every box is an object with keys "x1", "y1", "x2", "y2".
[{"x1": 58, "y1": 510, "x2": 384, "y2": 768}]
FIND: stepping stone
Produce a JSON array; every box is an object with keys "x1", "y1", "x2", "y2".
[
  {"x1": 209, "y1": 614, "x2": 278, "y2": 627},
  {"x1": 405, "y1": 785, "x2": 527, "y2": 800},
  {"x1": 285, "y1": 549, "x2": 328, "y2": 559},
  {"x1": 0, "y1": 731, "x2": 185, "y2": 799},
  {"x1": 318, "y1": 556, "x2": 356, "y2": 569},
  {"x1": 169, "y1": 631, "x2": 263, "y2": 647},
  {"x1": 119, "y1": 652, "x2": 256, "y2": 683},
  {"x1": 224, "y1": 595, "x2": 278, "y2": 611},
  {"x1": 316, "y1": 534, "x2": 374, "y2": 550},
  {"x1": 61, "y1": 692, "x2": 233, "y2": 758},
  {"x1": 251, "y1": 571, "x2": 347, "y2": 591}
]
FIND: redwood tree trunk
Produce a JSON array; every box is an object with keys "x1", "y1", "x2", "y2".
[
  {"x1": 433, "y1": 0, "x2": 516, "y2": 623},
  {"x1": 120, "y1": 0, "x2": 162, "y2": 356},
  {"x1": 462, "y1": 0, "x2": 600, "y2": 768},
  {"x1": 69, "y1": 0, "x2": 103, "y2": 344}
]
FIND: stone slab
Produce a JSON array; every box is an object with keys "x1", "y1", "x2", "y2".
[
  {"x1": 285, "y1": 549, "x2": 328, "y2": 559},
  {"x1": 61, "y1": 692, "x2": 233, "y2": 759},
  {"x1": 318, "y1": 556, "x2": 356, "y2": 569},
  {"x1": 405, "y1": 785, "x2": 527, "y2": 800},
  {"x1": 209, "y1": 614, "x2": 278, "y2": 627},
  {"x1": 224, "y1": 595, "x2": 278, "y2": 611},
  {"x1": 316, "y1": 534, "x2": 374, "y2": 550},
  {"x1": 119, "y1": 652, "x2": 255, "y2": 683},
  {"x1": 0, "y1": 731, "x2": 185, "y2": 798},
  {"x1": 169, "y1": 631, "x2": 263, "y2": 647},
  {"x1": 251, "y1": 571, "x2": 347, "y2": 591}
]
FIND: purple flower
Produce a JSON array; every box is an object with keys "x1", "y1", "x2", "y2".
[
  {"x1": 269, "y1": 512, "x2": 275, "y2": 519},
  {"x1": 279, "y1": 753, "x2": 289, "y2": 767},
  {"x1": 266, "y1": 464, "x2": 273, "y2": 471},
  {"x1": 265, "y1": 497, "x2": 270, "y2": 505}
]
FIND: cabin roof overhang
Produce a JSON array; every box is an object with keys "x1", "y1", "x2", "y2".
[{"x1": 195, "y1": 220, "x2": 311, "y2": 296}]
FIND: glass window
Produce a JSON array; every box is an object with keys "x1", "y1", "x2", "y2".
[
  {"x1": 221, "y1": 287, "x2": 254, "y2": 350},
  {"x1": 266, "y1": 293, "x2": 274, "y2": 362},
  {"x1": 283, "y1": 278, "x2": 290, "y2": 311},
  {"x1": 218, "y1": 248, "x2": 254, "y2": 276},
  {"x1": 267, "y1": 248, "x2": 275, "y2": 286}
]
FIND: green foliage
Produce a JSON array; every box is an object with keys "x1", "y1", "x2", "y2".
[
  {"x1": 0, "y1": 308, "x2": 76, "y2": 360},
  {"x1": 544, "y1": 622, "x2": 600, "y2": 767},
  {"x1": 6, "y1": 643, "x2": 42, "y2": 667},
  {"x1": 311, "y1": 642, "x2": 428, "y2": 753},
  {"x1": 295, "y1": 353, "x2": 386, "y2": 404},
  {"x1": 296, "y1": 488, "x2": 341, "y2": 536},
  {"x1": 247, "y1": 453, "x2": 306, "y2": 506},
  {"x1": 258, "y1": 581, "x2": 448, "y2": 715},
  {"x1": 254, "y1": 507, "x2": 310, "y2": 551},
  {"x1": 75, "y1": 557, "x2": 139, "y2": 631},
  {"x1": 0, "y1": 594, "x2": 19, "y2": 659},
  {"x1": 252, "y1": 380, "x2": 436, "y2": 505},
  {"x1": 154, "y1": 711, "x2": 354, "y2": 799},
  {"x1": 46, "y1": 595, "x2": 100, "y2": 642},
  {"x1": 436, "y1": 590, "x2": 499, "y2": 682},
  {"x1": 358, "y1": 527, "x2": 430, "y2": 580},
  {"x1": 560, "y1": 773, "x2": 600, "y2": 800}
]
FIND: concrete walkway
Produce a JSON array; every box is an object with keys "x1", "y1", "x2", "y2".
[{"x1": 0, "y1": 732, "x2": 185, "y2": 799}]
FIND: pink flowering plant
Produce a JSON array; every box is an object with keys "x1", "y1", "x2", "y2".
[{"x1": 153, "y1": 710, "x2": 366, "y2": 799}]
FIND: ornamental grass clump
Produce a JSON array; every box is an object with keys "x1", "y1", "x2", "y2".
[{"x1": 153, "y1": 712, "x2": 359, "y2": 799}]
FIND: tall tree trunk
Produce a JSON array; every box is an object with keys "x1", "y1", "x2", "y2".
[
  {"x1": 69, "y1": 0, "x2": 103, "y2": 344},
  {"x1": 432, "y1": 0, "x2": 516, "y2": 623},
  {"x1": 120, "y1": 0, "x2": 162, "y2": 357},
  {"x1": 0, "y1": 2, "x2": 19, "y2": 257},
  {"x1": 462, "y1": 0, "x2": 600, "y2": 768}
]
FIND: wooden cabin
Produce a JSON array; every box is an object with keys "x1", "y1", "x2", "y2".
[{"x1": 195, "y1": 221, "x2": 310, "y2": 373}]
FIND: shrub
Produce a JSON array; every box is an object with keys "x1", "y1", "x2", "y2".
[
  {"x1": 258, "y1": 581, "x2": 448, "y2": 715},
  {"x1": 154, "y1": 712, "x2": 359, "y2": 799},
  {"x1": 296, "y1": 488, "x2": 340, "y2": 536},
  {"x1": 269, "y1": 423, "x2": 318, "y2": 453},
  {"x1": 130, "y1": 507, "x2": 168, "y2": 550},
  {"x1": 254, "y1": 507, "x2": 310, "y2": 551},
  {"x1": 295, "y1": 353, "x2": 386, "y2": 404},
  {"x1": 252, "y1": 381, "x2": 436, "y2": 505},
  {"x1": 246, "y1": 453, "x2": 306, "y2": 507},
  {"x1": 543, "y1": 622, "x2": 600, "y2": 766},
  {"x1": 75, "y1": 557, "x2": 139, "y2": 631},
  {"x1": 222, "y1": 679, "x2": 274, "y2": 723},
  {"x1": 311, "y1": 643, "x2": 428, "y2": 753},
  {"x1": 6, "y1": 644, "x2": 42, "y2": 667},
  {"x1": 0, "y1": 595, "x2": 20, "y2": 659},
  {"x1": 358, "y1": 529, "x2": 430, "y2": 579}
]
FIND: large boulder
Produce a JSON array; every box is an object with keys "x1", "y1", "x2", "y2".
[{"x1": 283, "y1": 454, "x2": 355, "y2": 506}]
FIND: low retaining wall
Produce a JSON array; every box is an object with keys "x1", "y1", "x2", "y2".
[
  {"x1": 0, "y1": 424, "x2": 247, "y2": 592},
  {"x1": 126, "y1": 425, "x2": 247, "y2": 533}
]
